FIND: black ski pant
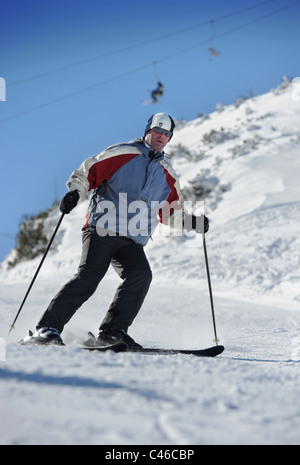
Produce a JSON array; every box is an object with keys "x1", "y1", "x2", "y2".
[{"x1": 37, "y1": 228, "x2": 152, "y2": 334}]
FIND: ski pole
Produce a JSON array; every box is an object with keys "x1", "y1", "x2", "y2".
[
  {"x1": 8, "y1": 212, "x2": 65, "y2": 335},
  {"x1": 202, "y1": 232, "x2": 219, "y2": 345}
]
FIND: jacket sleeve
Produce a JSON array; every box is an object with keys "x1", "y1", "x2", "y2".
[
  {"x1": 158, "y1": 159, "x2": 185, "y2": 229},
  {"x1": 66, "y1": 144, "x2": 141, "y2": 198}
]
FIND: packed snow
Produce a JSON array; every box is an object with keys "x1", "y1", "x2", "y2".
[{"x1": 1, "y1": 78, "x2": 300, "y2": 445}]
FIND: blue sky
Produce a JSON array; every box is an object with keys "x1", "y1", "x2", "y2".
[{"x1": 1, "y1": 0, "x2": 299, "y2": 261}]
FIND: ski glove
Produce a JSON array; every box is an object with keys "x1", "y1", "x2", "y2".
[
  {"x1": 184, "y1": 214, "x2": 209, "y2": 234},
  {"x1": 59, "y1": 190, "x2": 80, "y2": 214}
]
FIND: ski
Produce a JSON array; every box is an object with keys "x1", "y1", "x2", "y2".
[
  {"x1": 84, "y1": 332, "x2": 224, "y2": 357},
  {"x1": 126, "y1": 345, "x2": 224, "y2": 357},
  {"x1": 81, "y1": 342, "x2": 128, "y2": 353},
  {"x1": 19, "y1": 337, "x2": 126, "y2": 352},
  {"x1": 20, "y1": 338, "x2": 65, "y2": 346},
  {"x1": 80, "y1": 331, "x2": 128, "y2": 352},
  {"x1": 83, "y1": 344, "x2": 224, "y2": 357},
  {"x1": 19, "y1": 337, "x2": 66, "y2": 347},
  {"x1": 19, "y1": 331, "x2": 65, "y2": 346}
]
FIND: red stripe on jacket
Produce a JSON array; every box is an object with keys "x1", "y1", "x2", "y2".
[
  {"x1": 87, "y1": 153, "x2": 140, "y2": 191},
  {"x1": 158, "y1": 166, "x2": 181, "y2": 225}
]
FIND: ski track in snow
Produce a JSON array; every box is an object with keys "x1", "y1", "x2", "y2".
[{"x1": 1, "y1": 81, "x2": 300, "y2": 445}]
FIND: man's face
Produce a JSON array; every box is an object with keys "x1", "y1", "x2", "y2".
[{"x1": 144, "y1": 127, "x2": 171, "y2": 152}]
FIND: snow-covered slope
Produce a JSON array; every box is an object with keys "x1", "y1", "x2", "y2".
[
  {"x1": 166, "y1": 77, "x2": 300, "y2": 305},
  {"x1": 1, "y1": 78, "x2": 299, "y2": 445}
]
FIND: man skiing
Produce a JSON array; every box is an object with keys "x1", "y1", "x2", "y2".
[
  {"x1": 28, "y1": 113, "x2": 209, "y2": 348},
  {"x1": 151, "y1": 81, "x2": 164, "y2": 103}
]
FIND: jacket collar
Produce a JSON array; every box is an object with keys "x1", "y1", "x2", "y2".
[{"x1": 131, "y1": 138, "x2": 164, "y2": 160}]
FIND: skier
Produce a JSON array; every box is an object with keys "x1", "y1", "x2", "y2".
[
  {"x1": 29, "y1": 113, "x2": 209, "y2": 348},
  {"x1": 151, "y1": 81, "x2": 164, "y2": 103}
]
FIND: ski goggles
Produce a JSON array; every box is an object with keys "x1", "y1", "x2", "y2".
[{"x1": 153, "y1": 126, "x2": 173, "y2": 138}]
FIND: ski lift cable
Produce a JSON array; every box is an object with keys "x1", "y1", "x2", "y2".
[
  {"x1": 0, "y1": 232, "x2": 15, "y2": 239},
  {"x1": 152, "y1": 61, "x2": 161, "y2": 82},
  {"x1": 0, "y1": 62, "x2": 152, "y2": 123},
  {"x1": 154, "y1": 0, "x2": 300, "y2": 65},
  {"x1": 8, "y1": 0, "x2": 279, "y2": 87},
  {"x1": 1, "y1": 0, "x2": 300, "y2": 124}
]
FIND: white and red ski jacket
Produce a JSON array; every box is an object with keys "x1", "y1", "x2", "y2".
[{"x1": 66, "y1": 139, "x2": 184, "y2": 245}]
